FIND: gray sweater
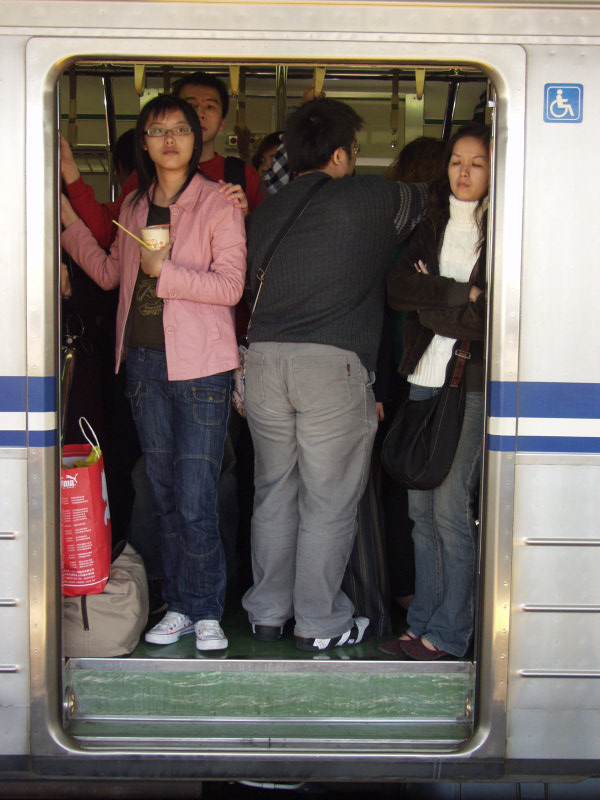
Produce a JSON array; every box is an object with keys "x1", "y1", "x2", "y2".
[{"x1": 246, "y1": 172, "x2": 429, "y2": 370}]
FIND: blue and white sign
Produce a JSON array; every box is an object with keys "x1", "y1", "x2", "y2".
[{"x1": 544, "y1": 84, "x2": 583, "y2": 123}]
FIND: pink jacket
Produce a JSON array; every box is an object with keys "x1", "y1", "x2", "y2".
[{"x1": 62, "y1": 173, "x2": 247, "y2": 381}]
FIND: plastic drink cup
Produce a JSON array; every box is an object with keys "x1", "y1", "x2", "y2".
[{"x1": 140, "y1": 225, "x2": 170, "y2": 251}]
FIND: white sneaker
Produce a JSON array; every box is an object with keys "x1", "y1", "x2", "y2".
[
  {"x1": 195, "y1": 620, "x2": 228, "y2": 651},
  {"x1": 145, "y1": 611, "x2": 194, "y2": 645}
]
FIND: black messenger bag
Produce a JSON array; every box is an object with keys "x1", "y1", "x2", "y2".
[{"x1": 381, "y1": 341, "x2": 470, "y2": 490}]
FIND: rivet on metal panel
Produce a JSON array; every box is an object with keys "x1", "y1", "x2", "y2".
[{"x1": 63, "y1": 687, "x2": 76, "y2": 719}]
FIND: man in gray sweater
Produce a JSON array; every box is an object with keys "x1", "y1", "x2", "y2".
[{"x1": 242, "y1": 99, "x2": 428, "y2": 651}]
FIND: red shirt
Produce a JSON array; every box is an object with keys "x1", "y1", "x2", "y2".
[{"x1": 65, "y1": 153, "x2": 263, "y2": 250}]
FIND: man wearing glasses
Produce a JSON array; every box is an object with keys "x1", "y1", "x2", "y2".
[{"x1": 242, "y1": 98, "x2": 429, "y2": 651}]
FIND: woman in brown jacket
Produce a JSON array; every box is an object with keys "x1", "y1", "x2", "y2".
[{"x1": 381, "y1": 123, "x2": 490, "y2": 660}]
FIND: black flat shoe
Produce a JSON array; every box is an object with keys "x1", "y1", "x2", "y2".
[{"x1": 400, "y1": 637, "x2": 451, "y2": 661}]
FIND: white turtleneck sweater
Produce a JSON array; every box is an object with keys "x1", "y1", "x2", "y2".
[{"x1": 409, "y1": 194, "x2": 483, "y2": 388}]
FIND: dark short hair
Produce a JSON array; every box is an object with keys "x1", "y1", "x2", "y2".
[
  {"x1": 132, "y1": 94, "x2": 203, "y2": 205},
  {"x1": 112, "y1": 128, "x2": 137, "y2": 178},
  {"x1": 387, "y1": 136, "x2": 445, "y2": 183},
  {"x1": 172, "y1": 71, "x2": 229, "y2": 118},
  {"x1": 284, "y1": 98, "x2": 364, "y2": 174},
  {"x1": 252, "y1": 131, "x2": 283, "y2": 171}
]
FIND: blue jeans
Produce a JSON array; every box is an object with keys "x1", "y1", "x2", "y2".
[
  {"x1": 242, "y1": 342, "x2": 378, "y2": 638},
  {"x1": 406, "y1": 386, "x2": 483, "y2": 656},
  {"x1": 125, "y1": 348, "x2": 231, "y2": 621},
  {"x1": 127, "y1": 455, "x2": 162, "y2": 581}
]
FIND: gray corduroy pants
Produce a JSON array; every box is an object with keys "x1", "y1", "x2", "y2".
[{"x1": 242, "y1": 342, "x2": 378, "y2": 638}]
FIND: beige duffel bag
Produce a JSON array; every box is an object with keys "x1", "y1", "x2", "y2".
[{"x1": 63, "y1": 542, "x2": 149, "y2": 657}]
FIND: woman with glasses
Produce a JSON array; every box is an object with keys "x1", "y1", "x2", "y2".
[{"x1": 61, "y1": 95, "x2": 246, "y2": 652}]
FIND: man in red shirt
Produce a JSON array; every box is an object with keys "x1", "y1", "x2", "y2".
[{"x1": 61, "y1": 71, "x2": 262, "y2": 249}]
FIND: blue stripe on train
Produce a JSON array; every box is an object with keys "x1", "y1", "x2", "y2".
[
  {"x1": 0, "y1": 377, "x2": 598, "y2": 453},
  {"x1": 488, "y1": 381, "x2": 600, "y2": 454},
  {"x1": 0, "y1": 376, "x2": 55, "y2": 412},
  {"x1": 30, "y1": 430, "x2": 58, "y2": 447},
  {"x1": 0, "y1": 430, "x2": 27, "y2": 447},
  {"x1": 488, "y1": 381, "x2": 517, "y2": 418},
  {"x1": 488, "y1": 434, "x2": 600, "y2": 454},
  {"x1": 0, "y1": 377, "x2": 27, "y2": 412},
  {"x1": 489, "y1": 381, "x2": 600, "y2": 419},
  {"x1": 28, "y1": 376, "x2": 56, "y2": 413}
]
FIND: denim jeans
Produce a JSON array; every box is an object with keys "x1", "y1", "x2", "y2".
[
  {"x1": 127, "y1": 455, "x2": 162, "y2": 581},
  {"x1": 406, "y1": 386, "x2": 483, "y2": 656},
  {"x1": 242, "y1": 342, "x2": 378, "y2": 638},
  {"x1": 125, "y1": 348, "x2": 231, "y2": 621}
]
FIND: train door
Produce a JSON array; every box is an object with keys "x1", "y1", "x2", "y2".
[
  {"x1": 56, "y1": 56, "x2": 498, "y2": 764},
  {"x1": 24, "y1": 24, "x2": 526, "y2": 780}
]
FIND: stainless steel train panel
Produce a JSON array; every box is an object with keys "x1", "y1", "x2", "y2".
[
  {"x1": 513, "y1": 462, "x2": 600, "y2": 546},
  {"x1": 0, "y1": 0, "x2": 597, "y2": 780},
  {"x1": 520, "y1": 44, "x2": 600, "y2": 384},
  {"x1": 0, "y1": 36, "x2": 27, "y2": 377},
  {"x1": 0, "y1": 455, "x2": 29, "y2": 756},
  {"x1": 508, "y1": 458, "x2": 600, "y2": 759},
  {"x1": 508, "y1": 709, "x2": 600, "y2": 761}
]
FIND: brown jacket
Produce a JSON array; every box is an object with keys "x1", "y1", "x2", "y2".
[{"x1": 386, "y1": 213, "x2": 487, "y2": 392}]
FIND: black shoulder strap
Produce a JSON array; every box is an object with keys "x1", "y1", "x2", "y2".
[
  {"x1": 224, "y1": 156, "x2": 247, "y2": 191},
  {"x1": 246, "y1": 175, "x2": 330, "y2": 335}
]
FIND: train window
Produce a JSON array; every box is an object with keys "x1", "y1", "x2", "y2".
[{"x1": 58, "y1": 60, "x2": 493, "y2": 750}]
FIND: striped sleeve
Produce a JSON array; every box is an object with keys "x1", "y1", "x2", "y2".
[{"x1": 393, "y1": 181, "x2": 430, "y2": 239}]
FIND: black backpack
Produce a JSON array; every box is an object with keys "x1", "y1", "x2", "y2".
[{"x1": 224, "y1": 155, "x2": 247, "y2": 191}]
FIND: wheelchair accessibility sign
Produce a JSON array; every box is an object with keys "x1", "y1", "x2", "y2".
[{"x1": 544, "y1": 84, "x2": 583, "y2": 123}]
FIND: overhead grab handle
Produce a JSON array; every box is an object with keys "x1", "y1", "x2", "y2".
[
  {"x1": 313, "y1": 66, "x2": 326, "y2": 97},
  {"x1": 229, "y1": 66, "x2": 240, "y2": 97},
  {"x1": 415, "y1": 68, "x2": 426, "y2": 101},
  {"x1": 134, "y1": 65, "x2": 146, "y2": 97}
]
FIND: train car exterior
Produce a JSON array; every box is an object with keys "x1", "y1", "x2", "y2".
[{"x1": 0, "y1": 0, "x2": 599, "y2": 791}]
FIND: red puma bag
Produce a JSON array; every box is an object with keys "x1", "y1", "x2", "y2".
[{"x1": 61, "y1": 418, "x2": 112, "y2": 596}]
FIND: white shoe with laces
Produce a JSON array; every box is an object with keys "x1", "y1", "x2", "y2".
[
  {"x1": 145, "y1": 611, "x2": 194, "y2": 645},
  {"x1": 195, "y1": 619, "x2": 228, "y2": 651}
]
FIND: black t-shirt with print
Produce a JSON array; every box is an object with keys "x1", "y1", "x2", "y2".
[{"x1": 128, "y1": 203, "x2": 170, "y2": 350}]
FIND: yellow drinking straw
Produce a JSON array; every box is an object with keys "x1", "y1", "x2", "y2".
[{"x1": 112, "y1": 219, "x2": 153, "y2": 249}]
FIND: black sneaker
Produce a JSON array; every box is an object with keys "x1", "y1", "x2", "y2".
[
  {"x1": 295, "y1": 617, "x2": 370, "y2": 652},
  {"x1": 251, "y1": 623, "x2": 284, "y2": 642}
]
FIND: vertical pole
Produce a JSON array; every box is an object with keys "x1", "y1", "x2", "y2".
[
  {"x1": 442, "y1": 78, "x2": 459, "y2": 141},
  {"x1": 275, "y1": 65, "x2": 288, "y2": 130},
  {"x1": 102, "y1": 75, "x2": 117, "y2": 201}
]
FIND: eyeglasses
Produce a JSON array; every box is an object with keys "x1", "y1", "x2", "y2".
[
  {"x1": 352, "y1": 142, "x2": 361, "y2": 155},
  {"x1": 144, "y1": 125, "x2": 193, "y2": 138}
]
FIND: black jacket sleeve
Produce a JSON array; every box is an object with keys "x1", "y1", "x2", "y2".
[
  {"x1": 386, "y1": 218, "x2": 472, "y2": 312},
  {"x1": 418, "y1": 291, "x2": 486, "y2": 341}
]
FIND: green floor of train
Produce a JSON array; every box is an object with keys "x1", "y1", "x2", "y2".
[{"x1": 133, "y1": 601, "x2": 411, "y2": 661}]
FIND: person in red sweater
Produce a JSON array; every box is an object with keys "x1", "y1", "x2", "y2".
[{"x1": 60, "y1": 71, "x2": 262, "y2": 250}]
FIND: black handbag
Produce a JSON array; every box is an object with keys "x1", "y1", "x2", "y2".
[{"x1": 381, "y1": 340, "x2": 470, "y2": 490}]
